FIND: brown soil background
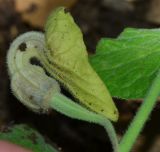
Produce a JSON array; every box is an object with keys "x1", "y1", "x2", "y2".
[{"x1": 1, "y1": 0, "x2": 160, "y2": 152}]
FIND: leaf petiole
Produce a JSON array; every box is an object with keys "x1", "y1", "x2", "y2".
[{"x1": 49, "y1": 93, "x2": 119, "y2": 152}]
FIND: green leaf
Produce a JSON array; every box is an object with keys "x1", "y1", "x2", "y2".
[
  {"x1": 0, "y1": 124, "x2": 58, "y2": 152},
  {"x1": 90, "y1": 28, "x2": 160, "y2": 99}
]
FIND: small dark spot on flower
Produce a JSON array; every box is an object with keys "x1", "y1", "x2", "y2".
[
  {"x1": 19, "y1": 43, "x2": 27, "y2": 51},
  {"x1": 30, "y1": 57, "x2": 42, "y2": 67},
  {"x1": 30, "y1": 57, "x2": 52, "y2": 78}
]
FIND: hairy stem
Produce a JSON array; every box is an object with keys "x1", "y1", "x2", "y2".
[
  {"x1": 49, "y1": 93, "x2": 119, "y2": 152},
  {"x1": 119, "y1": 70, "x2": 160, "y2": 152}
]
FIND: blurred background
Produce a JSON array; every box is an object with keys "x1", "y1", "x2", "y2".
[{"x1": 1, "y1": 0, "x2": 160, "y2": 151}]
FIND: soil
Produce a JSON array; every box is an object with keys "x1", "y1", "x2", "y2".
[{"x1": 0, "y1": 0, "x2": 160, "y2": 152}]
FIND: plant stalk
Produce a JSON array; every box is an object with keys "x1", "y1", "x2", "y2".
[
  {"x1": 49, "y1": 93, "x2": 119, "y2": 152},
  {"x1": 119, "y1": 70, "x2": 160, "y2": 152}
]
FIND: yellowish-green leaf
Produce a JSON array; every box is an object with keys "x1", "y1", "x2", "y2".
[{"x1": 44, "y1": 7, "x2": 119, "y2": 121}]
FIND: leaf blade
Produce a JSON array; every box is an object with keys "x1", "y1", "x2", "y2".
[{"x1": 90, "y1": 28, "x2": 160, "y2": 99}]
